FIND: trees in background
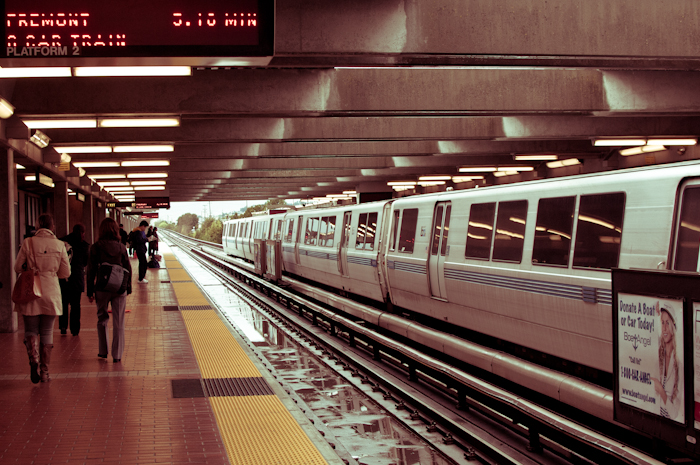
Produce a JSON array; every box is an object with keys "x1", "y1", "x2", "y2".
[
  {"x1": 176, "y1": 213, "x2": 199, "y2": 235},
  {"x1": 195, "y1": 217, "x2": 223, "y2": 243}
]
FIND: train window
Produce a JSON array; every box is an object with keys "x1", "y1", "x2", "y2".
[
  {"x1": 319, "y1": 216, "x2": 336, "y2": 247},
  {"x1": 276, "y1": 219, "x2": 283, "y2": 240},
  {"x1": 398, "y1": 209, "x2": 418, "y2": 253},
  {"x1": 675, "y1": 187, "x2": 700, "y2": 272},
  {"x1": 431, "y1": 205, "x2": 444, "y2": 256},
  {"x1": 441, "y1": 205, "x2": 451, "y2": 256},
  {"x1": 356, "y1": 213, "x2": 368, "y2": 249},
  {"x1": 365, "y1": 213, "x2": 378, "y2": 250},
  {"x1": 391, "y1": 210, "x2": 400, "y2": 251},
  {"x1": 305, "y1": 217, "x2": 319, "y2": 245},
  {"x1": 465, "y1": 202, "x2": 496, "y2": 260},
  {"x1": 231, "y1": 224, "x2": 237, "y2": 238},
  {"x1": 492, "y1": 200, "x2": 528, "y2": 263},
  {"x1": 573, "y1": 193, "x2": 625, "y2": 269},
  {"x1": 285, "y1": 219, "x2": 295, "y2": 243},
  {"x1": 532, "y1": 196, "x2": 576, "y2": 267}
]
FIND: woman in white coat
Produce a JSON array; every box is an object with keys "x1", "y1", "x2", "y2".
[{"x1": 15, "y1": 214, "x2": 71, "y2": 383}]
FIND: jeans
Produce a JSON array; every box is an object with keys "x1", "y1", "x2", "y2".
[
  {"x1": 23, "y1": 315, "x2": 56, "y2": 345},
  {"x1": 59, "y1": 281, "x2": 82, "y2": 335},
  {"x1": 96, "y1": 291, "x2": 127, "y2": 359},
  {"x1": 136, "y1": 250, "x2": 147, "y2": 281}
]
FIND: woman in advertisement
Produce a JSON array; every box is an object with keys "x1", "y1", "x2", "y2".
[{"x1": 651, "y1": 304, "x2": 683, "y2": 420}]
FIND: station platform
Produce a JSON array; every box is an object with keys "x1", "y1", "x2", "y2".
[{"x1": 0, "y1": 244, "x2": 340, "y2": 465}]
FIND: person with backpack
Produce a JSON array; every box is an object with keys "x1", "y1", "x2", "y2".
[
  {"x1": 86, "y1": 218, "x2": 132, "y2": 363},
  {"x1": 59, "y1": 224, "x2": 90, "y2": 336}
]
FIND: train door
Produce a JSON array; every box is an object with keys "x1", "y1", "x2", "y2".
[
  {"x1": 338, "y1": 211, "x2": 352, "y2": 276},
  {"x1": 428, "y1": 202, "x2": 451, "y2": 299},
  {"x1": 294, "y1": 216, "x2": 303, "y2": 265},
  {"x1": 673, "y1": 182, "x2": 700, "y2": 271}
]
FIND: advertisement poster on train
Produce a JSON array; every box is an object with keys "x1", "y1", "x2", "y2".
[
  {"x1": 694, "y1": 302, "x2": 700, "y2": 430},
  {"x1": 618, "y1": 293, "x2": 684, "y2": 423}
]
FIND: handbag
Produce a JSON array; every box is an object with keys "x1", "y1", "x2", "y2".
[
  {"x1": 96, "y1": 262, "x2": 130, "y2": 294},
  {"x1": 12, "y1": 238, "x2": 42, "y2": 304}
]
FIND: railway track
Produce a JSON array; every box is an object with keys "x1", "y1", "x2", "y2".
[{"x1": 162, "y1": 230, "x2": 670, "y2": 465}]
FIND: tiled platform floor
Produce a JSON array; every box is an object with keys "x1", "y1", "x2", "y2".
[{"x1": 0, "y1": 254, "x2": 230, "y2": 465}]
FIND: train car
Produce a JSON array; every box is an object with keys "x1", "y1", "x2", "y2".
[
  {"x1": 384, "y1": 160, "x2": 700, "y2": 375},
  {"x1": 223, "y1": 211, "x2": 286, "y2": 262},
  {"x1": 281, "y1": 200, "x2": 393, "y2": 302}
]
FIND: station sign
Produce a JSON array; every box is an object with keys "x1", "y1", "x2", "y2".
[
  {"x1": 106, "y1": 201, "x2": 135, "y2": 208},
  {"x1": 134, "y1": 197, "x2": 169, "y2": 209},
  {"x1": 141, "y1": 213, "x2": 159, "y2": 219},
  {"x1": 613, "y1": 268, "x2": 700, "y2": 456},
  {"x1": 0, "y1": 0, "x2": 274, "y2": 67}
]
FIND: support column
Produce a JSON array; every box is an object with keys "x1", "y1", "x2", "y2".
[
  {"x1": 0, "y1": 148, "x2": 18, "y2": 332},
  {"x1": 93, "y1": 199, "x2": 105, "y2": 237},
  {"x1": 54, "y1": 180, "x2": 69, "y2": 238},
  {"x1": 82, "y1": 194, "x2": 94, "y2": 244}
]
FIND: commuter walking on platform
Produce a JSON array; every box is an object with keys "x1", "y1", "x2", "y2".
[
  {"x1": 59, "y1": 224, "x2": 90, "y2": 336},
  {"x1": 86, "y1": 218, "x2": 132, "y2": 363},
  {"x1": 14, "y1": 213, "x2": 71, "y2": 383},
  {"x1": 131, "y1": 220, "x2": 149, "y2": 283}
]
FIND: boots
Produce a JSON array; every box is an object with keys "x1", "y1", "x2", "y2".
[
  {"x1": 23, "y1": 335, "x2": 40, "y2": 384},
  {"x1": 39, "y1": 343, "x2": 53, "y2": 383}
]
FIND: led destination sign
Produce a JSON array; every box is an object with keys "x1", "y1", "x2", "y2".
[{"x1": 1, "y1": 0, "x2": 274, "y2": 65}]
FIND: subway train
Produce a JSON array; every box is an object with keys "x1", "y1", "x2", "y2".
[{"x1": 222, "y1": 160, "x2": 700, "y2": 379}]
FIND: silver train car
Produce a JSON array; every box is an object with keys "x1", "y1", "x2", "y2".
[{"x1": 223, "y1": 160, "x2": 700, "y2": 377}]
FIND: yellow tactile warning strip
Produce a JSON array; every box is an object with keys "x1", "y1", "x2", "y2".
[
  {"x1": 181, "y1": 310, "x2": 261, "y2": 378},
  {"x1": 171, "y1": 282, "x2": 211, "y2": 307},
  {"x1": 166, "y1": 268, "x2": 193, "y2": 282},
  {"x1": 168, "y1": 253, "x2": 329, "y2": 465},
  {"x1": 210, "y1": 396, "x2": 327, "y2": 465}
]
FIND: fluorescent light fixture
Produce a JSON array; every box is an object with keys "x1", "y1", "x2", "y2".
[
  {"x1": 104, "y1": 187, "x2": 135, "y2": 192},
  {"x1": 619, "y1": 145, "x2": 666, "y2": 156},
  {"x1": 392, "y1": 186, "x2": 412, "y2": 192},
  {"x1": 88, "y1": 174, "x2": 126, "y2": 179},
  {"x1": 387, "y1": 181, "x2": 417, "y2": 186},
  {"x1": 98, "y1": 117, "x2": 180, "y2": 128},
  {"x1": 418, "y1": 181, "x2": 446, "y2": 186},
  {"x1": 78, "y1": 167, "x2": 86, "y2": 177},
  {"x1": 120, "y1": 160, "x2": 170, "y2": 167},
  {"x1": 326, "y1": 194, "x2": 348, "y2": 198},
  {"x1": 24, "y1": 119, "x2": 97, "y2": 129},
  {"x1": 342, "y1": 190, "x2": 357, "y2": 195},
  {"x1": 130, "y1": 180, "x2": 166, "y2": 186},
  {"x1": 646, "y1": 138, "x2": 697, "y2": 146},
  {"x1": 16, "y1": 164, "x2": 25, "y2": 170},
  {"x1": 419, "y1": 175, "x2": 452, "y2": 181},
  {"x1": 459, "y1": 167, "x2": 497, "y2": 172},
  {"x1": 98, "y1": 181, "x2": 131, "y2": 187},
  {"x1": 54, "y1": 145, "x2": 112, "y2": 153},
  {"x1": 113, "y1": 145, "x2": 174, "y2": 153},
  {"x1": 68, "y1": 192, "x2": 76, "y2": 196},
  {"x1": 0, "y1": 98, "x2": 15, "y2": 119},
  {"x1": 133, "y1": 186, "x2": 166, "y2": 190},
  {"x1": 28, "y1": 130, "x2": 50, "y2": 148},
  {"x1": 497, "y1": 166, "x2": 534, "y2": 172},
  {"x1": 60, "y1": 153, "x2": 72, "y2": 164},
  {"x1": 74, "y1": 66, "x2": 191, "y2": 77},
  {"x1": 73, "y1": 162, "x2": 121, "y2": 168},
  {"x1": 514, "y1": 155, "x2": 558, "y2": 161},
  {"x1": 593, "y1": 139, "x2": 647, "y2": 146},
  {"x1": 127, "y1": 173, "x2": 168, "y2": 178},
  {"x1": 494, "y1": 171, "x2": 519, "y2": 177},
  {"x1": 546, "y1": 158, "x2": 581, "y2": 169},
  {"x1": 24, "y1": 175, "x2": 36, "y2": 181},
  {"x1": 0, "y1": 67, "x2": 72, "y2": 78}
]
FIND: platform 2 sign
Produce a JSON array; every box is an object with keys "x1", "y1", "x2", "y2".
[
  {"x1": 617, "y1": 293, "x2": 685, "y2": 423},
  {"x1": 0, "y1": 0, "x2": 274, "y2": 65}
]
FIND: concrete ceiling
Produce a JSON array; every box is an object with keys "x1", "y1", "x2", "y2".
[{"x1": 4, "y1": 0, "x2": 700, "y2": 202}]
